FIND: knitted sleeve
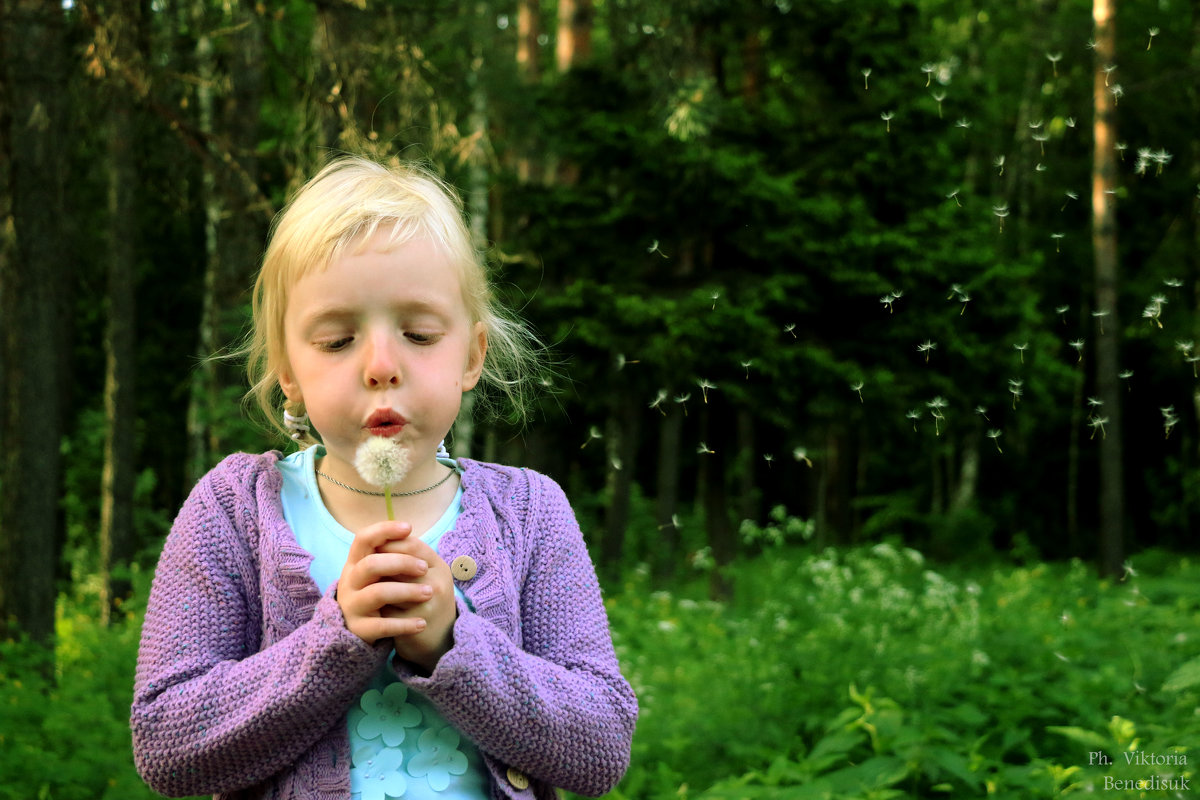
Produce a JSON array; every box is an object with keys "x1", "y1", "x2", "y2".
[
  {"x1": 130, "y1": 454, "x2": 382, "y2": 797},
  {"x1": 396, "y1": 470, "x2": 638, "y2": 797}
]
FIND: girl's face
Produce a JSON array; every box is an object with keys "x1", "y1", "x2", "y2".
[{"x1": 278, "y1": 231, "x2": 485, "y2": 490}]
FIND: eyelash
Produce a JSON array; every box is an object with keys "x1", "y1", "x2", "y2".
[{"x1": 315, "y1": 331, "x2": 438, "y2": 351}]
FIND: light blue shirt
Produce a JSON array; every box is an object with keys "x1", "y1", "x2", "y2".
[{"x1": 278, "y1": 446, "x2": 489, "y2": 800}]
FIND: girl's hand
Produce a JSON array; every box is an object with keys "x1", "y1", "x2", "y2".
[
  {"x1": 376, "y1": 535, "x2": 457, "y2": 674},
  {"x1": 337, "y1": 521, "x2": 433, "y2": 644}
]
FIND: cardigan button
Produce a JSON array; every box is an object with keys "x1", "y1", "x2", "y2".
[
  {"x1": 506, "y1": 767, "x2": 530, "y2": 790},
  {"x1": 451, "y1": 555, "x2": 478, "y2": 581}
]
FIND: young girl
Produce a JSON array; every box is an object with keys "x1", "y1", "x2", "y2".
[{"x1": 131, "y1": 156, "x2": 637, "y2": 800}]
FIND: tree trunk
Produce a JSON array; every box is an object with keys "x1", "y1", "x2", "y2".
[
  {"x1": 99, "y1": 1, "x2": 142, "y2": 625},
  {"x1": 699, "y1": 401, "x2": 734, "y2": 599},
  {"x1": 602, "y1": 393, "x2": 640, "y2": 574},
  {"x1": 555, "y1": 0, "x2": 592, "y2": 72},
  {"x1": 654, "y1": 407, "x2": 683, "y2": 580},
  {"x1": 1092, "y1": 0, "x2": 1125, "y2": 578},
  {"x1": 0, "y1": 0, "x2": 69, "y2": 646}
]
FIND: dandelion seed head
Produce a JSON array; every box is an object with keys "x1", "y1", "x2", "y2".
[{"x1": 354, "y1": 437, "x2": 411, "y2": 489}]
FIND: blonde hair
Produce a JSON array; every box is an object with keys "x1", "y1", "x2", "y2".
[{"x1": 244, "y1": 155, "x2": 542, "y2": 444}]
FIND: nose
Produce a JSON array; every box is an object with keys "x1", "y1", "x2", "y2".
[{"x1": 363, "y1": 329, "x2": 402, "y2": 388}]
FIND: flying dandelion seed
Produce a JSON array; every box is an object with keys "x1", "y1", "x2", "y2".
[
  {"x1": 710, "y1": 291, "x2": 720, "y2": 310},
  {"x1": 793, "y1": 447, "x2": 812, "y2": 467},
  {"x1": 1035, "y1": 162, "x2": 1047, "y2": 172},
  {"x1": 1061, "y1": 191, "x2": 1078, "y2": 211},
  {"x1": 1032, "y1": 132, "x2": 1049, "y2": 156},
  {"x1": 1103, "y1": 64, "x2": 1117, "y2": 85},
  {"x1": 1046, "y1": 52, "x2": 1062, "y2": 76},
  {"x1": 741, "y1": 359, "x2": 753, "y2": 379},
  {"x1": 615, "y1": 353, "x2": 640, "y2": 370},
  {"x1": 1162, "y1": 406, "x2": 1180, "y2": 439},
  {"x1": 1115, "y1": 141, "x2": 1127, "y2": 160},
  {"x1": 1065, "y1": 117, "x2": 1077, "y2": 128},
  {"x1": 906, "y1": 409, "x2": 921, "y2": 431},
  {"x1": 1028, "y1": 119, "x2": 1044, "y2": 130},
  {"x1": 881, "y1": 111, "x2": 895, "y2": 132},
  {"x1": 957, "y1": 292, "x2": 971, "y2": 314},
  {"x1": 1051, "y1": 233, "x2": 1065, "y2": 252},
  {"x1": 1109, "y1": 84, "x2": 1123, "y2": 105},
  {"x1": 581, "y1": 426, "x2": 603, "y2": 449},
  {"x1": 1152, "y1": 149, "x2": 1173, "y2": 175},
  {"x1": 1146, "y1": 27, "x2": 1160, "y2": 49},
  {"x1": 647, "y1": 239, "x2": 669, "y2": 258},
  {"x1": 993, "y1": 203, "x2": 1010, "y2": 233},
  {"x1": 850, "y1": 381, "x2": 864, "y2": 403},
  {"x1": 763, "y1": 453, "x2": 774, "y2": 467},
  {"x1": 926, "y1": 397, "x2": 948, "y2": 436},
  {"x1": 880, "y1": 294, "x2": 896, "y2": 313},
  {"x1": 697, "y1": 378, "x2": 716, "y2": 403},
  {"x1": 1092, "y1": 309, "x2": 1111, "y2": 335},
  {"x1": 947, "y1": 188, "x2": 961, "y2": 206},
  {"x1": 649, "y1": 389, "x2": 669, "y2": 415},
  {"x1": 917, "y1": 340, "x2": 937, "y2": 363},
  {"x1": 921, "y1": 63, "x2": 935, "y2": 86},
  {"x1": 674, "y1": 393, "x2": 691, "y2": 416},
  {"x1": 1087, "y1": 397, "x2": 1104, "y2": 409},
  {"x1": 994, "y1": 155, "x2": 1005, "y2": 176},
  {"x1": 1176, "y1": 341, "x2": 1194, "y2": 355},
  {"x1": 987, "y1": 429, "x2": 1003, "y2": 453},
  {"x1": 1164, "y1": 277, "x2": 1183, "y2": 288},
  {"x1": 955, "y1": 117, "x2": 972, "y2": 131},
  {"x1": 1069, "y1": 339, "x2": 1085, "y2": 363},
  {"x1": 1143, "y1": 296, "x2": 1166, "y2": 327},
  {"x1": 784, "y1": 323, "x2": 797, "y2": 338},
  {"x1": 1118, "y1": 369, "x2": 1134, "y2": 390},
  {"x1": 975, "y1": 405, "x2": 989, "y2": 420},
  {"x1": 1187, "y1": 355, "x2": 1200, "y2": 378},
  {"x1": 931, "y1": 90, "x2": 946, "y2": 118},
  {"x1": 696, "y1": 442, "x2": 715, "y2": 455},
  {"x1": 1008, "y1": 379, "x2": 1024, "y2": 409},
  {"x1": 862, "y1": 67, "x2": 872, "y2": 90},
  {"x1": 1056, "y1": 304, "x2": 1070, "y2": 323},
  {"x1": 1014, "y1": 342, "x2": 1029, "y2": 363},
  {"x1": 1089, "y1": 416, "x2": 1109, "y2": 440}
]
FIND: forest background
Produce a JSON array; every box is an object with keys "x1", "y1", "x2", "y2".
[{"x1": 0, "y1": 0, "x2": 1198, "y2": 797}]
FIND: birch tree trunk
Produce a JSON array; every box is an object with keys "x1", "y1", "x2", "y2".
[{"x1": 1091, "y1": 0, "x2": 1125, "y2": 577}]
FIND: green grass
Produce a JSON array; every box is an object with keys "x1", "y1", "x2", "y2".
[{"x1": 2, "y1": 543, "x2": 1197, "y2": 799}]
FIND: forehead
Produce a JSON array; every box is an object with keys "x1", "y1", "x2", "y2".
[{"x1": 288, "y1": 232, "x2": 468, "y2": 321}]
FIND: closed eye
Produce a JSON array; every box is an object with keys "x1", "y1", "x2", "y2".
[
  {"x1": 405, "y1": 331, "x2": 441, "y2": 345},
  {"x1": 317, "y1": 336, "x2": 354, "y2": 352}
]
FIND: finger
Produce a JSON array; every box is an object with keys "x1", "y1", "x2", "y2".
[
  {"x1": 360, "y1": 580, "x2": 435, "y2": 610},
  {"x1": 355, "y1": 552, "x2": 429, "y2": 583},
  {"x1": 347, "y1": 521, "x2": 413, "y2": 563},
  {"x1": 358, "y1": 615, "x2": 428, "y2": 641},
  {"x1": 377, "y1": 535, "x2": 440, "y2": 563}
]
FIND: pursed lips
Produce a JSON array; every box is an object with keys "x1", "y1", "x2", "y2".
[{"x1": 364, "y1": 408, "x2": 407, "y2": 436}]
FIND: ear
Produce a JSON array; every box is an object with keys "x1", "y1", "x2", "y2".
[
  {"x1": 278, "y1": 363, "x2": 303, "y2": 404},
  {"x1": 462, "y1": 322, "x2": 488, "y2": 392}
]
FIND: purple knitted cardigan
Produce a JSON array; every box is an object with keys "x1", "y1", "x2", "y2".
[{"x1": 131, "y1": 452, "x2": 637, "y2": 799}]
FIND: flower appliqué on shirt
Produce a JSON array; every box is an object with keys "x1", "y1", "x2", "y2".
[
  {"x1": 351, "y1": 746, "x2": 407, "y2": 800},
  {"x1": 407, "y1": 726, "x2": 470, "y2": 791},
  {"x1": 357, "y1": 682, "x2": 423, "y2": 746}
]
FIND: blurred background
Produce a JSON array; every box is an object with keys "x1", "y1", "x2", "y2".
[{"x1": 0, "y1": 0, "x2": 1197, "y2": 797}]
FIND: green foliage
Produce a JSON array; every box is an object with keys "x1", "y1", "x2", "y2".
[
  {"x1": 602, "y1": 537, "x2": 1198, "y2": 799},
  {"x1": 0, "y1": 570, "x2": 201, "y2": 800}
]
